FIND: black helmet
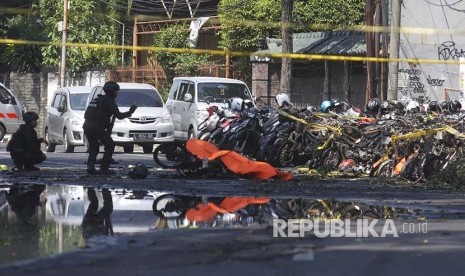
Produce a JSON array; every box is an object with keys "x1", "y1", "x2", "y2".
[
  {"x1": 450, "y1": 100, "x2": 462, "y2": 113},
  {"x1": 428, "y1": 101, "x2": 439, "y2": 113},
  {"x1": 379, "y1": 101, "x2": 391, "y2": 115},
  {"x1": 23, "y1": 111, "x2": 39, "y2": 124},
  {"x1": 440, "y1": 101, "x2": 449, "y2": 111},
  {"x1": 366, "y1": 98, "x2": 381, "y2": 113},
  {"x1": 128, "y1": 163, "x2": 149, "y2": 179},
  {"x1": 103, "y1": 81, "x2": 120, "y2": 93},
  {"x1": 330, "y1": 99, "x2": 343, "y2": 112}
]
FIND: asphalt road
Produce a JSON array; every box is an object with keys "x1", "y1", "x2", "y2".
[{"x1": 1, "y1": 141, "x2": 465, "y2": 275}]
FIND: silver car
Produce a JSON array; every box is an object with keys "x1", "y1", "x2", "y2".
[
  {"x1": 85, "y1": 82, "x2": 174, "y2": 153},
  {"x1": 45, "y1": 86, "x2": 90, "y2": 152}
]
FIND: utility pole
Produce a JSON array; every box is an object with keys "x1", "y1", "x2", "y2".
[
  {"x1": 60, "y1": 0, "x2": 69, "y2": 87},
  {"x1": 280, "y1": 0, "x2": 294, "y2": 96},
  {"x1": 388, "y1": 0, "x2": 401, "y2": 100},
  {"x1": 380, "y1": 0, "x2": 389, "y2": 101},
  {"x1": 365, "y1": 0, "x2": 376, "y2": 103},
  {"x1": 374, "y1": 0, "x2": 382, "y2": 99}
]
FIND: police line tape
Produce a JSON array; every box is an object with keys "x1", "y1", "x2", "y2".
[{"x1": 1, "y1": 38, "x2": 465, "y2": 65}]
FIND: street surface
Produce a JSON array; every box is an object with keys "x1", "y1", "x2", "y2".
[{"x1": 1, "y1": 141, "x2": 465, "y2": 275}]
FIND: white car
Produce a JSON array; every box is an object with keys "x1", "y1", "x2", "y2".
[
  {"x1": 85, "y1": 82, "x2": 174, "y2": 153},
  {"x1": 45, "y1": 86, "x2": 91, "y2": 152},
  {"x1": 165, "y1": 77, "x2": 255, "y2": 139},
  {"x1": 0, "y1": 82, "x2": 24, "y2": 141}
]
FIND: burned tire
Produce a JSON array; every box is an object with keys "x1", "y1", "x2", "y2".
[{"x1": 153, "y1": 142, "x2": 187, "y2": 169}]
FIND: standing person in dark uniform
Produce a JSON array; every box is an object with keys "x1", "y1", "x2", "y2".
[
  {"x1": 7, "y1": 111, "x2": 48, "y2": 171},
  {"x1": 83, "y1": 81, "x2": 137, "y2": 174},
  {"x1": 81, "y1": 188, "x2": 113, "y2": 238}
]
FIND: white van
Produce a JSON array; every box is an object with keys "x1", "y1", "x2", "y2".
[
  {"x1": 0, "y1": 82, "x2": 24, "y2": 141},
  {"x1": 85, "y1": 82, "x2": 174, "y2": 153},
  {"x1": 165, "y1": 77, "x2": 254, "y2": 139}
]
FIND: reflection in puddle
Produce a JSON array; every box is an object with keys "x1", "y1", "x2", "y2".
[{"x1": 0, "y1": 183, "x2": 441, "y2": 266}]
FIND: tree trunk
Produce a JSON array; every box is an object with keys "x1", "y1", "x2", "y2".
[{"x1": 280, "y1": 0, "x2": 294, "y2": 96}]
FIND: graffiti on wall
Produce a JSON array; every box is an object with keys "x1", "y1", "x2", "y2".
[
  {"x1": 398, "y1": 68, "x2": 427, "y2": 101},
  {"x1": 438, "y1": 41, "x2": 465, "y2": 61},
  {"x1": 426, "y1": 75, "x2": 445, "y2": 86}
]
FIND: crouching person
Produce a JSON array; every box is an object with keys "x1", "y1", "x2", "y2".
[{"x1": 7, "y1": 111, "x2": 47, "y2": 171}]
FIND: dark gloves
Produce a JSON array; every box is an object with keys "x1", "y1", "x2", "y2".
[{"x1": 129, "y1": 104, "x2": 138, "y2": 114}]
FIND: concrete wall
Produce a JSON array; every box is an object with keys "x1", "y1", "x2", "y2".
[
  {"x1": 399, "y1": 1, "x2": 465, "y2": 102},
  {"x1": 2, "y1": 71, "x2": 107, "y2": 137},
  {"x1": 6, "y1": 72, "x2": 48, "y2": 137}
]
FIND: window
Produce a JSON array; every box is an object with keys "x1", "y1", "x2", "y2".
[
  {"x1": 0, "y1": 86, "x2": 12, "y2": 104},
  {"x1": 52, "y1": 94, "x2": 63, "y2": 108},
  {"x1": 70, "y1": 93, "x2": 89, "y2": 110},
  {"x1": 116, "y1": 89, "x2": 164, "y2": 107},
  {"x1": 177, "y1": 82, "x2": 193, "y2": 101},
  {"x1": 197, "y1": 83, "x2": 252, "y2": 102}
]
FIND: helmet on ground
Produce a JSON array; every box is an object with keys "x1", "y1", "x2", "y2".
[
  {"x1": 450, "y1": 100, "x2": 462, "y2": 113},
  {"x1": 320, "y1": 100, "x2": 332, "y2": 112},
  {"x1": 428, "y1": 101, "x2": 439, "y2": 113},
  {"x1": 243, "y1": 99, "x2": 254, "y2": 109},
  {"x1": 103, "y1": 81, "x2": 120, "y2": 94},
  {"x1": 440, "y1": 101, "x2": 449, "y2": 111},
  {"x1": 228, "y1": 97, "x2": 244, "y2": 112},
  {"x1": 128, "y1": 163, "x2": 149, "y2": 179},
  {"x1": 275, "y1": 93, "x2": 292, "y2": 107},
  {"x1": 330, "y1": 99, "x2": 343, "y2": 112},
  {"x1": 366, "y1": 98, "x2": 381, "y2": 113},
  {"x1": 23, "y1": 111, "x2": 39, "y2": 124},
  {"x1": 379, "y1": 101, "x2": 391, "y2": 115},
  {"x1": 405, "y1": 100, "x2": 420, "y2": 113}
]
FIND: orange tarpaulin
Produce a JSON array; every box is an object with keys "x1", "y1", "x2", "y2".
[
  {"x1": 185, "y1": 139, "x2": 293, "y2": 180},
  {"x1": 186, "y1": 197, "x2": 271, "y2": 222}
]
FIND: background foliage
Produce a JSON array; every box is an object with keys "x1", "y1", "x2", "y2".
[
  {"x1": 217, "y1": 0, "x2": 365, "y2": 84},
  {"x1": 151, "y1": 23, "x2": 211, "y2": 97},
  {"x1": 38, "y1": 0, "x2": 119, "y2": 76}
]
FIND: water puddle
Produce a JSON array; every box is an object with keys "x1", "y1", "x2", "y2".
[{"x1": 0, "y1": 182, "x2": 462, "y2": 266}]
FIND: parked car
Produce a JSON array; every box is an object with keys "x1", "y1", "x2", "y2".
[
  {"x1": 45, "y1": 86, "x2": 91, "y2": 152},
  {"x1": 85, "y1": 82, "x2": 174, "y2": 153},
  {"x1": 165, "y1": 77, "x2": 255, "y2": 139},
  {"x1": 0, "y1": 82, "x2": 24, "y2": 141}
]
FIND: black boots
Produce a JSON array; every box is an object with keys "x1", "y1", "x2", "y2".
[
  {"x1": 87, "y1": 162, "x2": 115, "y2": 175},
  {"x1": 87, "y1": 162, "x2": 98, "y2": 175},
  {"x1": 99, "y1": 163, "x2": 115, "y2": 175}
]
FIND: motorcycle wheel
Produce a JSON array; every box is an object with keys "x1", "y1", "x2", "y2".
[
  {"x1": 376, "y1": 159, "x2": 395, "y2": 178},
  {"x1": 323, "y1": 148, "x2": 342, "y2": 170},
  {"x1": 152, "y1": 194, "x2": 186, "y2": 218},
  {"x1": 153, "y1": 142, "x2": 187, "y2": 169},
  {"x1": 278, "y1": 141, "x2": 294, "y2": 167},
  {"x1": 422, "y1": 155, "x2": 441, "y2": 180}
]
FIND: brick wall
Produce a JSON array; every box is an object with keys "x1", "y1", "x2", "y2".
[{"x1": 7, "y1": 72, "x2": 48, "y2": 137}]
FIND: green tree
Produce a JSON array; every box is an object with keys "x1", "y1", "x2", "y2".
[
  {"x1": 219, "y1": 0, "x2": 365, "y2": 51},
  {"x1": 38, "y1": 0, "x2": 119, "y2": 76},
  {"x1": 1, "y1": 15, "x2": 44, "y2": 72},
  {"x1": 0, "y1": 2, "x2": 42, "y2": 73},
  {"x1": 151, "y1": 23, "x2": 211, "y2": 95},
  {"x1": 217, "y1": 0, "x2": 365, "y2": 82}
]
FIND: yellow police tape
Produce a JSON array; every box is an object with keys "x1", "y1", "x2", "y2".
[
  {"x1": 1, "y1": 38, "x2": 465, "y2": 64},
  {"x1": 391, "y1": 126, "x2": 465, "y2": 141}
]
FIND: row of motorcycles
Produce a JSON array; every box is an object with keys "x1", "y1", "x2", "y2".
[{"x1": 153, "y1": 96, "x2": 465, "y2": 182}]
